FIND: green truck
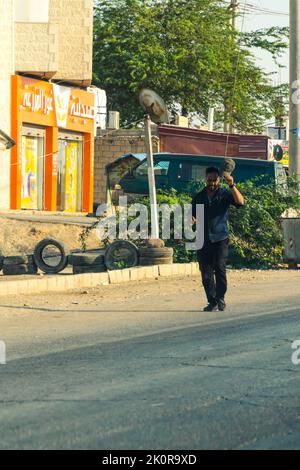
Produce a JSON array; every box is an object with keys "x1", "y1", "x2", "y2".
[{"x1": 117, "y1": 153, "x2": 287, "y2": 195}]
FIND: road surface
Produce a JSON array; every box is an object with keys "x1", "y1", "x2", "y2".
[{"x1": 0, "y1": 270, "x2": 300, "y2": 449}]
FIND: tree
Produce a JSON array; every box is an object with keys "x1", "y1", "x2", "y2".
[{"x1": 93, "y1": 0, "x2": 288, "y2": 133}]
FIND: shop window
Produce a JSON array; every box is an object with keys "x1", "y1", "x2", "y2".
[
  {"x1": 15, "y1": 0, "x2": 49, "y2": 23},
  {"x1": 57, "y1": 133, "x2": 83, "y2": 212},
  {"x1": 21, "y1": 126, "x2": 45, "y2": 210}
]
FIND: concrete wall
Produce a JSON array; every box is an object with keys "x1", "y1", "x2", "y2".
[
  {"x1": 0, "y1": 2, "x2": 14, "y2": 209},
  {"x1": 15, "y1": 22, "x2": 59, "y2": 77},
  {"x1": 94, "y1": 129, "x2": 160, "y2": 205},
  {"x1": 15, "y1": 0, "x2": 93, "y2": 84}
]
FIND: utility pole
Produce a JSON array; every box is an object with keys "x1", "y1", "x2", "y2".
[
  {"x1": 289, "y1": 0, "x2": 300, "y2": 177},
  {"x1": 224, "y1": 1, "x2": 239, "y2": 134},
  {"x1": 230, "y1": 0, "x2": 239, "y2": 30}
]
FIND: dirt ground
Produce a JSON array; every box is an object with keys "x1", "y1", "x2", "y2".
[
  {"x1": 0, "y1": 217, "x2": 101, "y2": 256},
  {"x1": 2, "y1": 268, "x2": 300, "y2": 308},
  {"x1": 0, "y1": 268, "x2": 298, "y2": 365}
]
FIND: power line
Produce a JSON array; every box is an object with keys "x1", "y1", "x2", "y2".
[{"x1": 222, "y1": 1, "x2": 288, "y2": 17}]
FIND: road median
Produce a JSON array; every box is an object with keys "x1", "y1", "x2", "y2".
[{"x1": 0, "y1": 263, "x2": 200, "y2": 296}]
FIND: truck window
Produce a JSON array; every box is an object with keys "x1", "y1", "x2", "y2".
[
  {"x1": 135, "y1": 160, "x2": 170, "y2": 177},
  {"x1": 177, "y1": 162, "x2": 206, "y2": 181}
]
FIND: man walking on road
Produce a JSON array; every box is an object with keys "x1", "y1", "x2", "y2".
[{"x1": 192, "y1": 167, "x2": 244, "y2": 312}]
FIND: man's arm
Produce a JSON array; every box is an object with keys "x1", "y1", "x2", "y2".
[
  {"x1": 223, "y1": 174, "x2": 244, "y2": 206},
  {"x1": 191, "y1": 193, "x2": 200, "y2": 224}
]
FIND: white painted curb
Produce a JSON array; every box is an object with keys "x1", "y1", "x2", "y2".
[{"x1": 0, "y1": 263, "x2": 200, "y2": 296}]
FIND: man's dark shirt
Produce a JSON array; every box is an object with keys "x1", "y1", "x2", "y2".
[{"x1": 192, "y1": 186, "x2": 243, "y2": 244}]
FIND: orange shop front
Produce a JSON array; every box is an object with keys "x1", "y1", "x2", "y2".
[{"x1": 11, "y1": 75, "x2": 95, "y2": 212}]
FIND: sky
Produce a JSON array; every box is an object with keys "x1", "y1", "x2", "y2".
[{"x1": 238, "y1": 0, "x2": 289, "y2": 84}]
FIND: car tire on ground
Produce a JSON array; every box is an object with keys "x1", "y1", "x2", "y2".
[
  {"x1": 34, "y1": 239, "x2": 68, "y2": 274},
  {"x1": 3, "y1": 264, "x2": 38, "y2": 276},
  {"x1": 105, "y1": 240, "x2": 139, "y2": 271},
  {"x1": 73, "y1": 264, "x2": 107, "y2": 274},
  {"x1": 0, "y1": 251, "x2": 4, "y2": 271},
  {"x1": 3, "y1": 255, "x2": 35, "y2": 266},
  {"x1": 139, "y1": 247, "x2": 173, "y2": 258},
  {"x1": 139, "y1": 257, "x2": 173, "y2": 266},
  {"x1": 68, "y1": 251, "x2": 105, "y2": 267}
]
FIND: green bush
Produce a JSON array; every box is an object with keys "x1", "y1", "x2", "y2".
[
  {"x1": 82, "y1": 178, "x2": 300, "y2": 268},
  {"x1": 135, "y1": 178, "x2": 300, "y2": 268},
  {"x1": 228, "y1": 178, "x2": 300, "y2": 267}
]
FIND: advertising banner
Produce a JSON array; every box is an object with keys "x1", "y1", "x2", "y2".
[
  {"x1": 21, "y1": 136, "x2": 38, "y2": 209},
  {"x1": 268, "y1": 139, "x2": 289, "y2": 167},
  {"x1": 65, "y1": 141, "x2": 78, "y2": 212}
]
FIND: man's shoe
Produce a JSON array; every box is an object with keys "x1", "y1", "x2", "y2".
[
  {"x1": 217, "y1": 298, "x2": 226, "y2": 311},
  {"x1": 203, "y1": 302, "x2": 218, "y2": 312}
]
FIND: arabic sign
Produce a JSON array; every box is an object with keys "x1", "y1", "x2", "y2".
[{"x1": 14, "y1": 75, "x2": 95, "y2": 133}]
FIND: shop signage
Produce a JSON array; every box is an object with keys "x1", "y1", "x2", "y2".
[
  {"x1": 70, "y1": 98, "x2": 95, "y2": 120},
  {"x1": 18, "y1": 77, "x2": 95, "y2": 129},
  {"x1": 53, "y1": 84, "x2": 71, "y2": 128},
  {"x1": 22, "y1": 88, "x2": 53, "y2": 115}
]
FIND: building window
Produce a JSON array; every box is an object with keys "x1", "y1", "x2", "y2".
[{"x1": 15, "y1": 0, "x2": 49, "y2": 23}]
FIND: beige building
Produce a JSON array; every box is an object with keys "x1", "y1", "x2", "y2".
[
  {"x1": 0, "y1": 0, "x2": 93, "y2": 210},
  {"x1": 0, "y1": 2, "x2": 14, "y2": 209},
  {"x1": 14, "y1": 0, "x2": 93, "y2": 85}
]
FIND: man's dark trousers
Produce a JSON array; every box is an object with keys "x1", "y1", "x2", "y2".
[{"x1": 197, "y1": 238, "x2": 229, "y2": 304}]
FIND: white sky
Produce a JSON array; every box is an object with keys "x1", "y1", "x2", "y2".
[{"x1": 239, "y1": 0, "x2": 289, "y2": 84}]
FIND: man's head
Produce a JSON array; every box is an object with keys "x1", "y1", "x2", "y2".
[{"x1": 206, "y1": 167, "x2": 221, "y2": 192}]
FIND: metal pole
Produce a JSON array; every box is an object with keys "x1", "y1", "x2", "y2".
[
  {"x1": 226, "y1": 1, "x2": 239, "y2": 134},
  {"x1": 144, "y1": 115, "x2": 159, "y2": 239},
  {"x1": 289, "y1": 0, "x2": 300, "y2": 177},
  {"x1": 208, "y1": 108, "x2": 214, "y2": 132}
]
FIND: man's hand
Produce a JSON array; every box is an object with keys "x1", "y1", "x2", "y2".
[
  {"x1": 224, "y1": 174, "x2": 245, "y2": 205},
  {"x1": 192, "y1": 216, "x2": 196, "y2": 225},
  {"x1": 223, "y1": 173, "x2": 234, "y2": 186}
]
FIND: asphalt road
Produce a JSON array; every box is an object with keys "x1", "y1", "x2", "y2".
[{"x1": 0, "y1": 273, "x2": 300, "y2": 450}]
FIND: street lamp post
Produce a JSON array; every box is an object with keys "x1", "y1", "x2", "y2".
[{"x1": 289, "y1": 0, "x2": 300, "y2": 177}]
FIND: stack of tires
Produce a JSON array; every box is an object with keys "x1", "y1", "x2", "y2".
[
  {"x1": 68, "y1": 250, "x2": 107, "y2": 274},
  {"x1": 104, "y1": 241, "x2": 139, "y2": 271},
  {"x1": 139, "y1": 246, "x2": 173, "y2": 266},
  {"x1": 3, "y1": 255, "x2": 38, "y2": 276},
  {"x1": 0, "y1": 251, "x2": 3, "y2": 273}
]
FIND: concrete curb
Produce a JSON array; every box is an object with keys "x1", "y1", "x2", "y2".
[{"x1": 0, "y1": 263, "x2": 200, "y2": 296}]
